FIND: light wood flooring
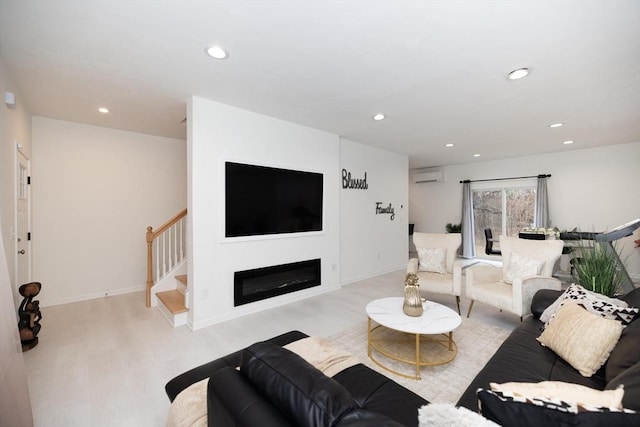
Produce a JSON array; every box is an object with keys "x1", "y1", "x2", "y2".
[{"x1": 23, "y1": 269, "x2": 518, "y2": 427}]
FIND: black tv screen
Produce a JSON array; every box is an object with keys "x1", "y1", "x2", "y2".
[{"x1": 225, "y1": 162, "x2": 323, "y2": 238}]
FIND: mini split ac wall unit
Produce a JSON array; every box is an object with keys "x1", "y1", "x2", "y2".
[{"x1": 413, "y1": 170, "x2": 444, "y2": 183}]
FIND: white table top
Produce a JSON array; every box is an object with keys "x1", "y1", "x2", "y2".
[{"x1": 366, "y1": 297, "x2": 461, "y2": 335}]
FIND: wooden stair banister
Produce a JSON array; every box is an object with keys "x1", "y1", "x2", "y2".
[{"x1": 146, "y1": 208, "x2": 187, "y2": 307}]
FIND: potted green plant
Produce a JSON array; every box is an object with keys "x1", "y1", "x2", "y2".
[
  {"x1": 572, "y1": 240, "x2": 626, "y2": 297},
  {"x1": 445, "y1": 223, "x2": 461, "y2": 233}
]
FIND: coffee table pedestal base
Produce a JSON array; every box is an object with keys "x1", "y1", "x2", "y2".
[{"x1": 367, "y1": 317, "x2": 458, "y2": 380}]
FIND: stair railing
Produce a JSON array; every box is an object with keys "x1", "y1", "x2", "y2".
[{"x1": 146, "y1": 208, "x2": 187, "y2": 307}]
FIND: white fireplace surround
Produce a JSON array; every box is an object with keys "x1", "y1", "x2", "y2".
[{"x1": 187, "y1": 96, "x2": 410, "y2": 330}]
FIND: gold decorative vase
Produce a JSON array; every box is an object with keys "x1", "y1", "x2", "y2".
[{"x1": 403, "y1": 273, "x2": 423, "y2": 317}]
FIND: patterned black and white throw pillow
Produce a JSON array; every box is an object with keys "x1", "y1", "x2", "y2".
[
  {"x1": 477, "y1": 388, "x2": 639, "y2": 427},
  {"x1": 541, "y1": 284, "x2": 639, "y2": 327}
]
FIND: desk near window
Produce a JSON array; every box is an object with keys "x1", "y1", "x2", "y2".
[
  {"x1": 518, "y1": 227, "x2": 559, "y2": 241},
  {"x1": 522, "y1": 220, "x2": 640, "y2": 293}
]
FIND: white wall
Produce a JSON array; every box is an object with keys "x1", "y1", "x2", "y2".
[
  {"x1": 0, "y1": 56, "x2": 32, "y2": 303},
  {"x1": 188, "y1": 97, "x2": 342, "y2": 329},
  {"x1": 0, "y1": 226, "x2": 33, "y2": 426},
  {"x1": 409, "y1": 142, "x2": 640, "y2": 278},
  {"x1": 339, "y1": 138, "x2": 409, "y2": 284},
  {"x1": 0, "y1": 52, "x2": 34, "y2": 427},
  {"x1": 32, "y1": 118, "x2": 186, "y2": 305}
]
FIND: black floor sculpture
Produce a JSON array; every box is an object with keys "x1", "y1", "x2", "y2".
[{"x1": 17, "y1": 281, "x2": 42, "y2": 351}]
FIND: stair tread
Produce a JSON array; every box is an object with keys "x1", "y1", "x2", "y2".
[
  {"x1": 175, "y1": 275, "x2": 188, "y2": 286},
  {"x1": 157, "y1": 290, "x2": 188, "y2": 314}
]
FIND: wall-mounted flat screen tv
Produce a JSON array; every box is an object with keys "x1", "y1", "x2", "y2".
[{"x1": 225, "y1": 162, "x2": 323, "y2": 238}]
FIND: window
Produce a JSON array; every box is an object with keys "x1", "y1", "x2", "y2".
[
  {"x1": 18, "y1": 162, "x2": 28, "y2": 200},
  {"x1": 472, "y1": 181, "x2": 536, "y2": 253}
]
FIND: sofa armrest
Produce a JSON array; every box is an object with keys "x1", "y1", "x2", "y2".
[
  {"x1": 512, "y1": 276, "x2": 562, "y2": 317},
  {"x1": 165, "y1": 330, "x2": 308, "y2": 401},
  {"x1": 452, "y1": 260, "x2": 465, "y2": 297},
  {"x1": 407, "y1": 258, "x2": 418, "y2": 274},
  {"x1": 530, "y1": 289, "x2": 564, "y2": 319}
]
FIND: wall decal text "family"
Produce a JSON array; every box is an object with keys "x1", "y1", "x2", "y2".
[
  {"x1": 342, "y1": 169, "x2": 368, "y2": 189},
  {"x1": 376, "y1": 202, "x2": 395, "y2": 220}
]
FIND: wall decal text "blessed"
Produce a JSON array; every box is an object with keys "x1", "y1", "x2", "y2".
[{"x1": 342, "y1": 169, "x2": 368, "y2": 189}]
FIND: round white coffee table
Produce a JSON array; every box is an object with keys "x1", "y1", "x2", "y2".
[{"x1": 366, "y1": 297, "x2": 462, "y2": 380}]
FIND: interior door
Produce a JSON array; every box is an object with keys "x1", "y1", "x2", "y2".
[{"x1": 16, "y1": 150, "x2": 30, "y2": 286}]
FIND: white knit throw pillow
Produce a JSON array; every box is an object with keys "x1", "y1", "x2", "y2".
[{"x1": 418, "y1": 403, "x2": 498, "y2": 427}]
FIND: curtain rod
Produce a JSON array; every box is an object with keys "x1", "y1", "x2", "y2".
[{"x1": 460, "y1": 174, "x2": 551, "y2": 184}]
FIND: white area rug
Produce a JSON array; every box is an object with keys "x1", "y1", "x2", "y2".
[{"x1": 326, "y1": 317, "x2": 511, "y2": 404}]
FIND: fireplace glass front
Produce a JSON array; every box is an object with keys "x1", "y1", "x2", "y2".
[{"x1": 234, "y1": 259, "x2": 321, "y2": 306}]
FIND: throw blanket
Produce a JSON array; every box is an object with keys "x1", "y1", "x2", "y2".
[
  {"x1": 283, "y1": 336, "x2": 360, "y2": 377},
  {"x1": 167, "y1": 336, "x2": 359, "y2": 427}
]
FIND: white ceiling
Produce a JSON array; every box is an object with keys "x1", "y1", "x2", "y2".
[{"x1": 0, "y1": 0, "x2": 638, "y2": 168}]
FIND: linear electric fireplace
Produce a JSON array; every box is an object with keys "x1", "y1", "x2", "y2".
[{"x1": 234, "y1": 259, "x2": 321, "y2": 306}]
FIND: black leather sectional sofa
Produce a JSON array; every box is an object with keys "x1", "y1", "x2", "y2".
[
  {"x1": 165, "y1": 330, "x2": 428, "y2": 426},
  {"x1": 457, "y1": 287, "x2": 640, "y2": 414},
  {"x1": 166, "y1": 288, "x2": 640, "y2": 426}
]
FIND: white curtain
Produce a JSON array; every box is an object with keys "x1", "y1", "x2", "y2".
[
  {"x1": 461, "y1": 181, "x2": 476, "y2": 258},
  {"x1": 534, "y1": 175, "x2": 549, "y2": 228}
]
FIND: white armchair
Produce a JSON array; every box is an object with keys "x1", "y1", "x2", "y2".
[
  {"x1": 407, "y1": 232, "x2": 463, "y2": 314},
  {"x1": 465, "y1": 236, "x2": 564, "y2": 319}
]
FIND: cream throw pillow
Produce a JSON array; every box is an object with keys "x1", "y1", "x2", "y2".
[
  {"x1": 417, "y1": 247, "x2": 447, "y2": 274},
  {"x1": 490, "y1": 381, "x2": 624, "y2": 410},
  {"x1": 503, "y1": 251, "x2": 544, "y2": 284},
  {"x1": 537, "y1": 304, "x2": 623, "y2": 377}
]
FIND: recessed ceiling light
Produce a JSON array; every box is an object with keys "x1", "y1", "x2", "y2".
[
  {"x1": 98, "y1": 107, "x2": 109, "y2": 114},
  {"x1": 507, "y1": 68, "x2": 530, "y2": 80},
  {"x1": 473, "y1": 153, "x2": 481, "y2": 158},
  {"x1": 562, "y1": 140, "x2": 574, "y2": 145},
  {"x1": 372, "y1": 113, "x2": 386, "y2": 121},
  {"x1": 549, "y1": 123, "x2": 564, "y2": 128},
  {"x1": 206, "y1": 46, "x2": 228, "y2": 59},
  {"x1": 445, "y1": 143, "x2": 454, "y2": 147}
]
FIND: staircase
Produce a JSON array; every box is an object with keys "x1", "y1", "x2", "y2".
[
  {"x1": 146, "y1": 209, "x2": 189, "y2": 327},
  {"x1": 156, "y1": 275, "x2": 188, "y2": 327}
]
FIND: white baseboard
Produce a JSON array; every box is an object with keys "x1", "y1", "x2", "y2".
[
  {"x1": 38, "y1": 285, "x2": 145, "y2": 308},
  {"x1": 189, "y1": 283, "x2": 341, "y2": 331},
  {"x1": 340, "y1": 265, "x2": 406, "y2": 287}
]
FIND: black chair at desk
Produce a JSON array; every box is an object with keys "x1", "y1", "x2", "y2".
[{"x1": 484, "y1": 229, "x2": 501, "y2": 255}]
